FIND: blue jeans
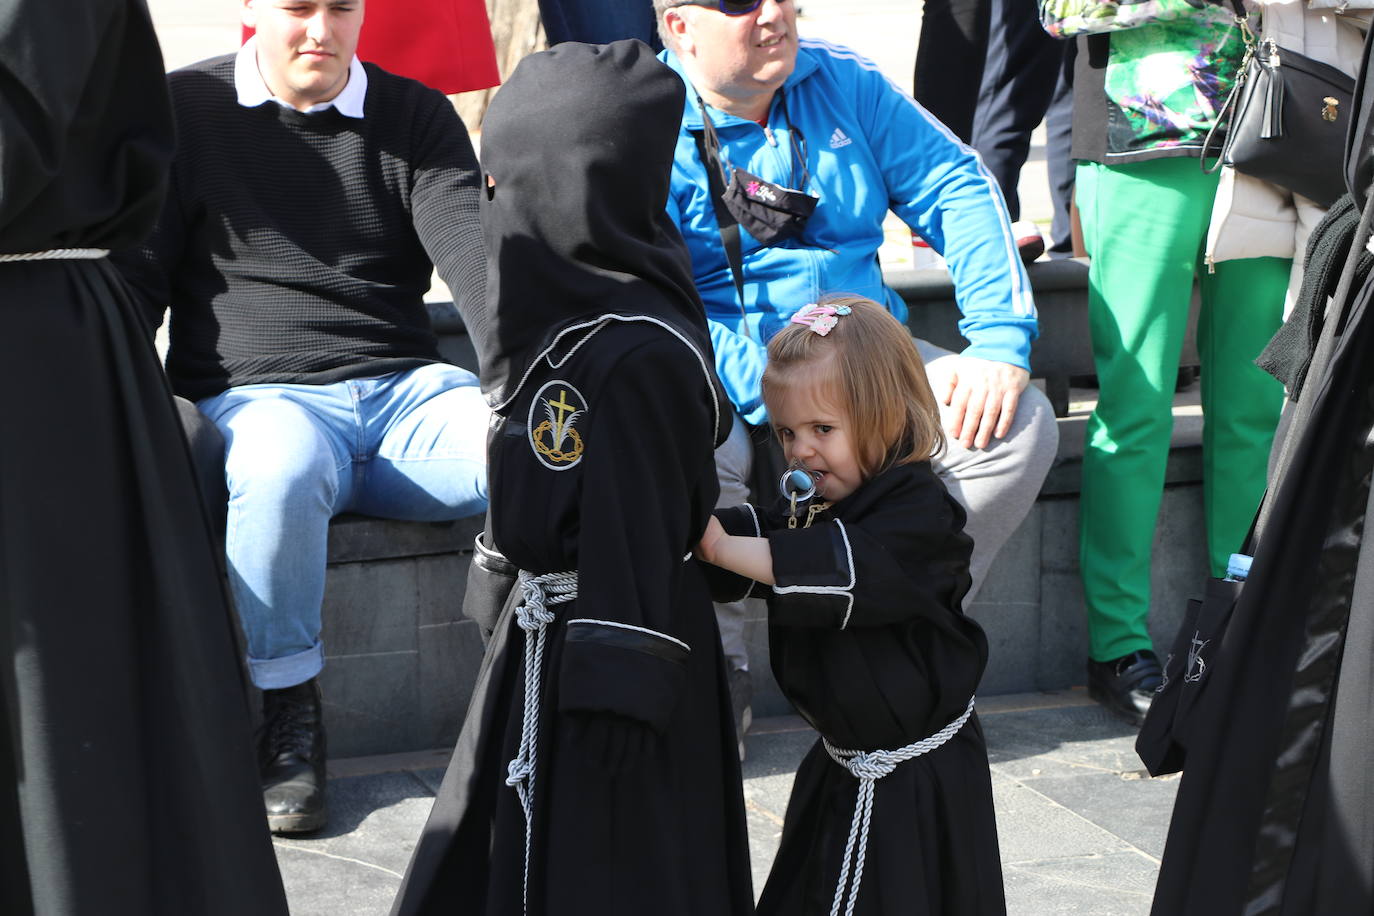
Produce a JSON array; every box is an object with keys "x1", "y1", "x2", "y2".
[{"x1": 197, "y1": 363, "x2": 490, "y2": 689}]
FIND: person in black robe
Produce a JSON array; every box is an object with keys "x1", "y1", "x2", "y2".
[
  {"x1": 697, "y1": 296, "x2": 1005, "y2": 915},
  {"x1": 388, "y1": 39, "x2": 753, "y2": 916},
  {"x1": 1138, "y1": 25, "x2": 1374, "y2": 916},
  {"x1": 0, "y1": 1, "x2": 289, "y2": 914}
]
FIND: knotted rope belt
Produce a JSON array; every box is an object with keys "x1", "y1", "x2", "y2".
[
  {"x1": 0, "y1": 248, "x2": 109, "y2": 262},
  {"x1": 505, "y1": 569, "x2": 578, "y2": 916},
  {"x1": 821, "y1": 697, "x2": 976, "y2": 916}
]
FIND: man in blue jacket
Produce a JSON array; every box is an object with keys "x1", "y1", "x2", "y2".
[{"x1": 655, "y1": 0, "x2": 1059, "y2": 752}]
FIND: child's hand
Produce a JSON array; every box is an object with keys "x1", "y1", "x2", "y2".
[{"x1": 695, "y1": 516, "x2": 726, "y2": 565}]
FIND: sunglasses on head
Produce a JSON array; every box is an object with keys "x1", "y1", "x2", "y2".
[{"x1": 668, "y1": 0, "x2": 767, "y2": 15}]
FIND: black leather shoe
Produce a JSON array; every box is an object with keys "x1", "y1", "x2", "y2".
[
  {"x1": 260, "y1": 678, "x2": 327, "y2": 834},
  {"x1": 1087, "y1": 650, "x2": 1163, "y2": 726}
]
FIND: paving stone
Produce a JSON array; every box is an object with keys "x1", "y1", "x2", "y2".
[
  {"x1": 410, "y1": 766, "x2": 449, "y2": 796},
  {"x1": 1003, "y1": 850, "x2": 1159, "y2": 915},
  {"x1": 983, "y1": 703, "x2": 1143, "y2": 773},
  {"x1": 742, "y1": 718, "x2": 817, "y2": 782},
  {"x1": 743, "y1": 769, "x2": 800, "y2": 827},
  {"x1": 267, "y1": 698, "x2": 1179, "y2": 915},
  {"x1": 274, "y1": 772, "x2": 439, "y2": 913},
  {"x1": 275, "y1": 843, "x2": 401, "y2": 916},
  {"x1": 991, "y1": 773, "x2": 1134, "y2": 864},
  {"x1": 1017, "y1": 771, "x2": 1180, "y2": 860},
  {"x1": 745, "y1": 800, "x2": 785, "y2": 900}
]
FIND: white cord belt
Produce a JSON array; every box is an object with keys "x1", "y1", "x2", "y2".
[
  {"x1": 505, "y1": 568, "x2": 577, "y2": 915},
  {"x1": 0, "y1": 248, "x2": 109, "y2": 262},
  {"x1": 821, "y1": 697, "x2": 976, "y2": 916}
]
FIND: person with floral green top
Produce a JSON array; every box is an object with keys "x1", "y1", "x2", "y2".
[{"x1": 1069, "y1": 17, "x2": 1292, "y2": 725}]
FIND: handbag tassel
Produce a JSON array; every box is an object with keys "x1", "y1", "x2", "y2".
[{"x1": 1261, "y1": 47, "x2": 1284, "y2": 140}]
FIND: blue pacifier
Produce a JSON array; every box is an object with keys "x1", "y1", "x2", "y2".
[{"x1": 780, "y1": 466, "x2": 817, "y2": 502}]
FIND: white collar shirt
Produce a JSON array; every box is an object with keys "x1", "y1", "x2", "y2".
[{"x1": 233, "y1": 35, "x2": 367, "y2": 117}]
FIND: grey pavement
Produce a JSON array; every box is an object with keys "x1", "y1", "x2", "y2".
[{"x1": 277, "y1": 691, "x2": 1177, "y2": 915}]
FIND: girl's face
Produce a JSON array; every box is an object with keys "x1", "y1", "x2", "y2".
[{"x1": 769, "y1": 367, "x2": 863, "y2": 503}]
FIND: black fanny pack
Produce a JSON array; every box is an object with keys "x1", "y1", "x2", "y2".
[
  {"x1": 692, "y1": 87, "x2": 817, "y2": 317},
  {"x1": 723, "y1": 167, "x2": 818, "y2": 247}
]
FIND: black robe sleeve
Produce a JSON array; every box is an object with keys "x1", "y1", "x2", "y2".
[
  {"x1": 109, "y1": 168, "x2": 188, "y2": 335},
  {"x1": 765, "y1": 477, "x2": 970, "y2": 629},
  {"x1": 699, "y1": 504, "x2": 766, "y2": 603},
  {"x1": 555, "y1": 339, "x2": 717, "y2": 733}
]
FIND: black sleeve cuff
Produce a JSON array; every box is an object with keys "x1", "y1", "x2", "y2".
[
  {"x1": 699, "y1": 505, "x2": 765, "y2": 603},
  {"x1": 557, "y1": 619, "x2": 690, "y2": 732},
  {"x1": 765, "y1": 520, "x2": 856, "y2": 628}
]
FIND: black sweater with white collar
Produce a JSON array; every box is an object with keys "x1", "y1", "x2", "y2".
[{"x1": 114, "y1": 54, "x2": 485, "y2": 401}]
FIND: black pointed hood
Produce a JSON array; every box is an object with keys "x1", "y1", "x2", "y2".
[{"x1": 471, "y1": 39, "x2": 729, "y2": 445}]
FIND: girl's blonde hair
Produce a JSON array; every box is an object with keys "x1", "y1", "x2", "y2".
[{"x1": 761, "y1": 294, "x2": 945, "y2": 478}]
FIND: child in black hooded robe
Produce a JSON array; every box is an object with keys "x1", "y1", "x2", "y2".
[{"x1": 388, "y1": 39, "x2": 753, "y2": 916}]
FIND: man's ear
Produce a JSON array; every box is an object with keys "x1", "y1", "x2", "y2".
[
  {"x1": 664, "y1": 9, "x2": 693, "y2": 55},
  {"x1": 241, "y1": 0, "x2": 258, "y2": 30}
]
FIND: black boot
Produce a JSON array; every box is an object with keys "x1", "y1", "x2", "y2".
[
  {"x1": 259, "y1": 677, "x2": 327, "y2": 834},
  {"x1": 1087, "y1": 650, "x2": 1163, "y2": 727}
]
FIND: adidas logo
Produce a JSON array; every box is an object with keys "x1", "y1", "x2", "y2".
[{"x1": 829, "y1": 128, "x2": 852, "y2": 149}]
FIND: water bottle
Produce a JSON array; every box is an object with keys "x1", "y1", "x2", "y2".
[{"x1": 1224, "y1": 553, "x2": 1252, "y2": 582}]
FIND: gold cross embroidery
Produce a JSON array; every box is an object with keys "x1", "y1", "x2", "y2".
[{"x1": 549, "y1": 389, "x2": 576, "y2": 442}]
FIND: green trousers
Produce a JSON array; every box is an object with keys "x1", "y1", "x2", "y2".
[{"x1": 1076, "y1": 158, "x2": 1289, "y2": 662}]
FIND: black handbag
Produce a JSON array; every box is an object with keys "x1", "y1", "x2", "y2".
[
  {"x1": 1206, "y1": 37, "x2": 1355, "y2": 208},
  {"x1": 1136, "y1": 575, "x2": 1244, "y2": 775}
]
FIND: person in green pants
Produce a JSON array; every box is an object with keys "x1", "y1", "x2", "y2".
[{"x1": 1069, "y1": 22, "x2": 1290, "y2": 724}]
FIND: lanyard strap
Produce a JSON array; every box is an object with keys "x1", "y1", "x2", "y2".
[{"x1": 692, "y1": 93, "x2": 749, "y2": 325}]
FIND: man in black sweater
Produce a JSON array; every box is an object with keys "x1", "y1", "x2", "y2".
[{"x1": 115, "y1": 0, "x2": 489, "y2": 835}]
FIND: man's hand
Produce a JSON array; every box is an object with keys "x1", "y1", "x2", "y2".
[{"x1": 929, "y1": 356, "x2": 1031, "y2": 450}]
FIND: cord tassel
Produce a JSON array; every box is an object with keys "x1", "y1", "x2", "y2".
[
  {"x1": 822, "y1": 698, "x2": 976, "y2": 916},
  {"x1": 505, "y1": 569, "x2": 578, "y2": 916}
]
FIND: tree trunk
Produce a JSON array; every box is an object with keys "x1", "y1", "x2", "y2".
[{"x1": 452, "y1": 0, "x2": 544, "y2": 131}]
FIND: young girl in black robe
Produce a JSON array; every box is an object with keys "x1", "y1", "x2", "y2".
[
  {"x1": 697, "y1": 295, "x2": 1006, "y2": 916},
  {"x1": 388, "y1": 40, "x2": 753, "y2": 916}
]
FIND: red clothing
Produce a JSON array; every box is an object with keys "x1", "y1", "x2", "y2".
[{"x1": 243, "y1": 0, "x2": 499, "y2": 95}]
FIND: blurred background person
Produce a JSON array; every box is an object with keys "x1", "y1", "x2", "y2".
[{"x1": 1070, "y1": 18, "x2": 1291, "y2": 725}]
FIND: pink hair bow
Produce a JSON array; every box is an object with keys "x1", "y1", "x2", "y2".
[{"x1": 789, "y1": 302, "x2": 852, "y2": 337}]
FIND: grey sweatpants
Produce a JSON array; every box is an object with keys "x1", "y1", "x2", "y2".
[{"x1": 712, "y1": 336, "x2": 1060, "y2": 673}]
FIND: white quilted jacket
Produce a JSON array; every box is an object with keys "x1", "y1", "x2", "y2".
[{"x1": 1206, "y1": 0, "x2": 1370, "y2": 312}]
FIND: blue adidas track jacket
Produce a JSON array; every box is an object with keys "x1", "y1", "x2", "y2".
[{"x1": 661, "y1": 38, "x2": 1038, "y2": 425}]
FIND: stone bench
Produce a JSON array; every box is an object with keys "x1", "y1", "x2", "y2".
[
  {"x1": 888, "y1": 259, "x2": 1201, "y2": 417},
  {"x1": 320, "y1": 266, "x2": 1206, "y2": 755}
]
